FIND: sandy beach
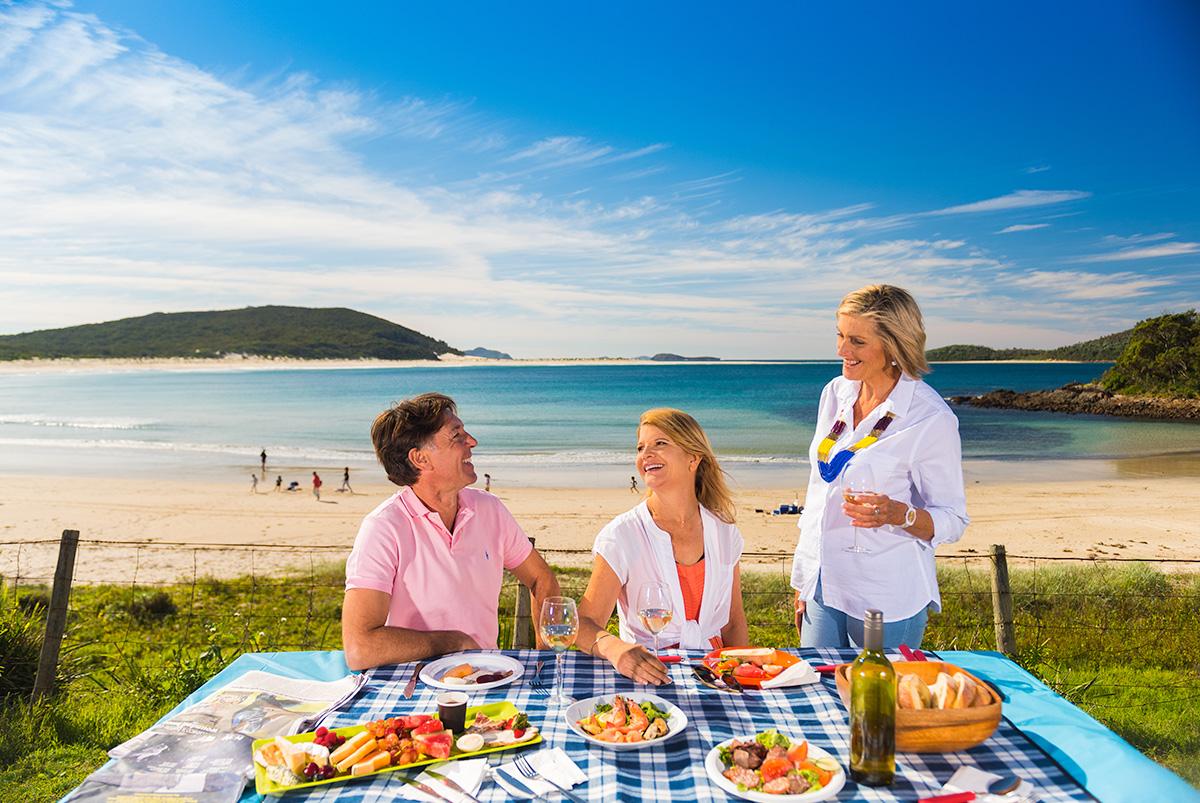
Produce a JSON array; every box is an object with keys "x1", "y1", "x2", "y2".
[{"x1": 2, "y1": 470, "x2": 1197, "y2": 586}]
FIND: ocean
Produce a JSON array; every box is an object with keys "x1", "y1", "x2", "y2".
[{"x1": 3, "y1": 361, "x2": 1199, "y2": 487}]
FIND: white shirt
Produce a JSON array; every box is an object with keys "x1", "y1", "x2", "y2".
[
  {"x1": 593, "y1": 501, "x2": 743, "y2": 650},
  {"x1": 790, "y1": 374, "x2": 969, "y2": 621}
]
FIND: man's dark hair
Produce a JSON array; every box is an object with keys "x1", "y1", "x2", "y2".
[{"x1": 371, "y1": 393, "x2": 457, "y2": 486}]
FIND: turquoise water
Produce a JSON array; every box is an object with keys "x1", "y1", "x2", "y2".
[{"x1": 2, "y1": 362, "x2": 1198, "y2": 484}]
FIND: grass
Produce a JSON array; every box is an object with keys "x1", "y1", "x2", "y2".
[{"x1": 0, "y1": 561, "x2": 1196, "y2": 800}]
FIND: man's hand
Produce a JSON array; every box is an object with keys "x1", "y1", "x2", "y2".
[{"x1": 608, "y1": 640, "x2": 671, "y2": 685}]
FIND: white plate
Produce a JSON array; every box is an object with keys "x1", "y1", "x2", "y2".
[
  {"x1": 705, "y1": 735, "x2": 846, "y2": 802},
  {"x1": 419, "y1": 653, "x2": 524, "y2": 691},
  {"x1": 564, "y1": 693, "x2": 688, "y2": 751}
]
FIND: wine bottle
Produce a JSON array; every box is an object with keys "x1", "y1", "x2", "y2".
[{"x1": 849, "y1": 609, "x2": 895, "y2": 787}]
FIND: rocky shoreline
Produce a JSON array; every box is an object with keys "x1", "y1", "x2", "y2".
[{"x1": 949, "y1": 382, "x2": 1200, "y2": 422}]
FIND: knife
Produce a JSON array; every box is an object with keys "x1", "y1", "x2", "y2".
[
  {"x1": 424, "y1": 767, "x2": 484, "y2": 803},
  {"x1": 398, "y1": 774, "x2": 454, "y2": 801},
  {"x1": 496, "y1": 766, "x2": 539, "y2": 797},
  {"x1": 403, "y1": 660, "x2": 428, "y2": 699}
]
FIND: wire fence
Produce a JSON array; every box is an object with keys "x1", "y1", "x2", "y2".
[{"x1": 2, "y1": 535, "x2": 1198, "y2": 715}]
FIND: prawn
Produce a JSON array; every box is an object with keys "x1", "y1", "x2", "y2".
[
  {"x1": 600, "y1": 695, "x2": 627, "y2": 728},
  {"x1": 622, "y1": 698, "x2": 649, "y2": 733},
  {"x1": 595, "y1": 728, "x2": 624, "y2": 742}
]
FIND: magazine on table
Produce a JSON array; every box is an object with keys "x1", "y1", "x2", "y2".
[{"x1": 98, "y1": 669, "x2": 363, "y2": 790}]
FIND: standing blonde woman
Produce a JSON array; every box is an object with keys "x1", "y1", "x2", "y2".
[
  {"x1": 791, "y1": 285, "x2": 969, "y2": 649},
  {"x1": 578, "y1": 409, "x2": 749, "y2": 685}
]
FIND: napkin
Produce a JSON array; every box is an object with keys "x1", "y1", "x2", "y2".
[
  {"x1": 941, "y1": 766, "x2": 1038, "y2": 802},
  {"x1": 399, "y1": 758, "x2": 486, "y2": 802},
  {"x1": 492, "y1": 748, "x2": 587, "y2": 799},
  {"x1": 760, "y1": 659, "x2": 821, "y2": 689}
]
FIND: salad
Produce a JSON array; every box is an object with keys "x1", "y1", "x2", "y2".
[
  {"x1": 717, "y1": 730, "x2": 839, "y2": 796},
  {"x1": 575, "y1": 694, "x2": 671, "y2": 744}
]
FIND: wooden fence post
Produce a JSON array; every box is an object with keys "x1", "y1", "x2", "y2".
[
  {"x1": 32, "y1": 529, "x2": 79, "y2": 702},
  {"x1": 511, "y1": 538, "x2": 535, "y2": 649},
  {"x1": 989, "y1": 543, "x2": 1017, "y2": 656}
]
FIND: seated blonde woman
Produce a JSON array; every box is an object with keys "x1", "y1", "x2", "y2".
[{"x1": 577, "y1": 408, "x2": 749, "y2": 685}]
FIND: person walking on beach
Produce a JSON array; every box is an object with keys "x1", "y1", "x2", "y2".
[
  {"x1": 630, "y1": 475, "x2": 639, "y2": 493},
  {"x1": 275, "y1": 475, "x2": 282, "y2": 492},
  {"x1": 340, "y1": 467, "x2": 353, "y2": 493},
  {"x1": 341, "y1": 392, "x2": 561, "y2": 669},
  {"x1": 484, "y1": 473, "x2": 491, "y2": 493},
  {"x1": 790, "y1": 284, "x2": 968, "y2": 651},
  {"x1": 250, "y1": 474, "x2": 258, "y2": 494},
  {"x1": 260, "y1": 449, "x2": 267, "y2": 476},
  {"x1": 312, "y1": 471, "x2": 323, "y2": 501}
]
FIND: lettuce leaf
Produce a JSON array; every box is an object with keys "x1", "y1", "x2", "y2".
[
  {"x1": 755, "y1": 729, "x2": 791, "y2": 749},
  {"x1": 640, "y1": 701, "x2": 668, "y2": 721}
]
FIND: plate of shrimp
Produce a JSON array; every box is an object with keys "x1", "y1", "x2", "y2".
[{"x1": 565, "y1": 693, "x2": 688, "y2": 751}]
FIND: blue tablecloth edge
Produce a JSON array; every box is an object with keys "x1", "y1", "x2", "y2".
[{"x1": 941, "y1": 650, "x2": 1199, "y2": 803}]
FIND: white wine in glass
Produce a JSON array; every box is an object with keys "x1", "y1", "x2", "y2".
[
  {"x1": 842, "y1": 461, "x2": 874, "y2": 554},
  {"x1": 637, "y1": 581, "x2": 673, "y2": 656},
  {"x1": 539, "y1": 596, "x2": 578, "y2": 705}
]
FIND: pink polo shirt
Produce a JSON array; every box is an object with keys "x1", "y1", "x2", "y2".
[{"x1": 345, "y1": 486, "x2": 534, "y2": 649}]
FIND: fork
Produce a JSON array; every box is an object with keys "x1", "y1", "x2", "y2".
[
  {"x1": 528, "y1": 659, "x2": 549, "y2": 697},
  {"x1": 514, "y1": 754, "x2": 586, "y2": 803}
]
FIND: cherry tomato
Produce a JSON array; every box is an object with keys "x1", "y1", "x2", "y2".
[{"x1": 787, "y1": 741, "x2": 809, "y2": 766}]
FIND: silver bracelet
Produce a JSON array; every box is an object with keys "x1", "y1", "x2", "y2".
[{"x1": 591, "y1": 631, "x2": 614, "y2": 656}]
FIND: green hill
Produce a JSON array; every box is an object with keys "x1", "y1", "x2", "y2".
[
  {"x1": 1100, "y1": 310, "x2": 1199, "y2": 398},
  {"x1": 0, "y1": 306, "x2": 460, "y2": 361},
  {"x1": 926, "y1": 326, "x2": 1135, "y2": 362}
]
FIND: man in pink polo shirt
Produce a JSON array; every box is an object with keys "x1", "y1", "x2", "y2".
[{"x1": 342, "y1": 392, "x2": 560, "y2": 670}]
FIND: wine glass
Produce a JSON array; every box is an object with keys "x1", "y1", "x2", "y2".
[
  {"x1": 637, "y1": 581, "x2": 674, "y2": 657},
  {"x1": 842, "y1": 461, "x2": 875, "y2": 554},
  {"x1": 539, "y1": 596, "x2": 578, "y2": 705}
]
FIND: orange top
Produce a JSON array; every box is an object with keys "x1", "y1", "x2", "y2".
[{"x1": 676, "y1": 558, "x2": 706, "y2": 622}]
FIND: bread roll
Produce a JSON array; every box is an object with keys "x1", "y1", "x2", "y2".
[
  {"x1": 929, "y1": 671, "x2": 958, "y2": 709},
  {"x1": 951, "y1": 673, "x2": 977, "y2": 708},
  {"x1": 897, "y1": 673, "x2": 932, "y2": 709}
]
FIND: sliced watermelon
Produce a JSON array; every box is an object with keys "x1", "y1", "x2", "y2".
[
  {"x1": 400, "y1": 714, "x2": 433, "y2": 730},
  {"x1": 416, "y1": 732, "x2": 452, "y2": 759},
  {"x1": 413, "y1": 718, "x2": 444, "y2": 735}
]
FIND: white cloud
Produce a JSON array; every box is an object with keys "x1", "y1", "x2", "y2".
[
  {"x1": 1023, "y1": 165, "x2": 1051, "y2": 174},
  {"x1": 1101, "y1": 232, "x2": 1175, "y2": 246},
  {"x1": 1074, "y1": 242, "x2": 1199, "y2": 262},
  {"x1": 1010, "y1": 270, "x2": 1174, "y2": 300},
  {"x1": 998, "y1": 223, "x2": 1050, "y2": 233},
  {"x1": 931, "y1": 190, "x2": 1090, "y2": 215}
]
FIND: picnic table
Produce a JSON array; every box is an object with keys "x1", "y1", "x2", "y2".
[{"x1": 126, "y1": 647, "x2": 1196, "y2": 803}]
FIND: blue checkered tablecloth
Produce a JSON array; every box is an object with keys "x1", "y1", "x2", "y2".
[{"x1": 280, "y1": 648, "x2": 1094, "y2": 802}]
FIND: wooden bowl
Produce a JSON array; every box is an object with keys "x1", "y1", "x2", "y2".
[{"x1": 834, "y1": 661, "x2": 1002, "y2": 753}]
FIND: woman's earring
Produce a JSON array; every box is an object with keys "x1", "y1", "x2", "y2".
[{"x1": 891, "y1": 360, "x2": 897, "y2": 366}]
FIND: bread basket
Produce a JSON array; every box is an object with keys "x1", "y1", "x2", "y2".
[{"x1": 834, "y1": 660, "x2": 1002, "y2": 753}]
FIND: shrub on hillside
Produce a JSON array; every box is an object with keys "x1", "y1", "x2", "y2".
[{"x1": 1101, "y1": 310, "x2": 1200, "y2": 398}]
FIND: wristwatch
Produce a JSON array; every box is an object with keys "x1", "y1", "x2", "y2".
[{"x1": 903, "y1": 503, "x2": 918, "y2": 528}]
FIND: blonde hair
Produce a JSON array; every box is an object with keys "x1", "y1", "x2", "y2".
[
  {"x1": 638, "y1": 408, "x2": 736, "y2": 524},
  {"x1": 838, "y1": 284, "x2": 930, "y2": 377}
]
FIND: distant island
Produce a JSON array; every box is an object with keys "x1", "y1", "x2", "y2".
[
  {"x1": 949, "y1": 311, "x2": 1200, "y2": 419},
  {"x1": 0, "y1": 306, "x2": 459, "y2": 361},
  {"x1": 925, "y1": 327, "x2": 1133, "y2": 362},
  {"x1": 646, "y1": 353, "x2": 720, "y2": 362},
  {"x1": 463, "y1": 346, "x2": 513, "y2": 360}
]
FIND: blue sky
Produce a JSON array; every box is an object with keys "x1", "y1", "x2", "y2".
[{"x1": 1, "y1": 1, "x2": 1197, "y2": 357}]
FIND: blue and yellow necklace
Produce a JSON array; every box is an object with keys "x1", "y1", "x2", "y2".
[{"x1": 816, "y1": 412, "x2": 896, "y2": 482}]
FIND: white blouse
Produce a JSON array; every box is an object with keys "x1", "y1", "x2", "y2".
[
  {"x1": 593, "y1": 501, "x2": 743, "y2": 650},
  {"x1": 790, "y1": 374, "x2": 969, "y2": 621}
]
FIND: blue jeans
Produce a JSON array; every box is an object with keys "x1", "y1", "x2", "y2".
[{"x1": 800, "y1": 576, "x2": 929, "y2": 650}]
